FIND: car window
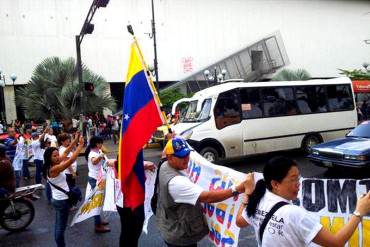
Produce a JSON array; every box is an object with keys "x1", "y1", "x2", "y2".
[{"x1": 347, "y1": 121, "x2": 370, "y2": 138}]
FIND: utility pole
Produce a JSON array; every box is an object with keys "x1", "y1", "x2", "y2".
[
  {"x1": 151, "y1": 0, "x2": 159, "y2": 91},
  {"x1": 75, "y1": 0, "x2": 110, "y2": 115}
]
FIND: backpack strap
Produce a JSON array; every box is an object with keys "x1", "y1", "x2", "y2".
[
  {"x1": 47, "y1": 178, "x2": 69, "y2": 196},
  {"x1": 259, "y1": 201, "x2": 289, "y2": 243}
]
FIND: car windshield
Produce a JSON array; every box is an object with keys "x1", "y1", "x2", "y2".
[
  {"x1": 347, "y1": 121, "x2": 370, "y2": 138},
  {"x1": 182, "y1": 98, "x2": 212, "y2": 123}
]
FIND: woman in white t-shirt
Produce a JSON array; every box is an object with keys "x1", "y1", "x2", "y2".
[
  {"x1": 44, "y1": 135, "x2": 84, "y2": 247},
  {"x1": 85, "y1": 136, "x2": 110, "y2": 233},
  {"x1": 236, "y1": 156, "x2": 370, "y2": 247},
  {"x1": 58, "y1": 133, "x2": 79, "y2": 189}
]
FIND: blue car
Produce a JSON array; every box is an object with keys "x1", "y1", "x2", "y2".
[{"x1": 308, "y1": 121, "x2": 370, "y2": 169}]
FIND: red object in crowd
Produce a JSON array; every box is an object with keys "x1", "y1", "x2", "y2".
[{"x1": 352, "y1": 80, "x2": 370, "y2": 93}]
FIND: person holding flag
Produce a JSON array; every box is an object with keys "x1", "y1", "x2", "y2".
[{"x1": 116, "y1": 25, "x2": 166, "y2": 247}]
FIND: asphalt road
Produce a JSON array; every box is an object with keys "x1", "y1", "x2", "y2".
[{"x1": 0, "y1": 142, "x2": 366, "y2": 247}]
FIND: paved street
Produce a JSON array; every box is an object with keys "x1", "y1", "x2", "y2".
[{"x1": 0, "y1": 140, "x2": 366, "y2": 247}]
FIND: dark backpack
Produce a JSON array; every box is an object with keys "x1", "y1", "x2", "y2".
[{"x1": 151, "y1": 157, "x2": 167, "y2": 215}]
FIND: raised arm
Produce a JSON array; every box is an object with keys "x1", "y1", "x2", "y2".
[
  {"x1": 60, "y1": 133, "x2": 79, "y2": 160},
  {"x1": 236, "y1": 173, "x2": 255, "y2": 227},
  {"x1": 49, "y1": 136, "x2": 84, "y2": 178},
  {"x1": 313, "y1": 192, "x2": 370, "y2": 247}
]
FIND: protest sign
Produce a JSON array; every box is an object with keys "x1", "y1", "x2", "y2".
[
  {"x1": 184, "y1": 152, "x2": 370, "y2": 247},
  {"x1": 71, "y1": 179, "x2": 105, "y2": 226}
]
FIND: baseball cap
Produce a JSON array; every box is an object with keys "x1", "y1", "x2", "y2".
[{"x1": 164, "y1": 137, "x2": 192, "y2": 158}]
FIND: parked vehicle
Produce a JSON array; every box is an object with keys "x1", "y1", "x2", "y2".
[
  {"x1": 308, "y1": 121, "x2": 370, "y2": 169},
  {"x1": 0, "y1": 184, "x2": 43, "y2": 232},
  {"x1": 171, "y1": 77, "x2": 357, "y2": 163}
]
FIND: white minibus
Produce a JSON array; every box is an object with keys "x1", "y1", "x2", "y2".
[{"x1": 172, "y1": 77, "x2": 358, "y2": 162}]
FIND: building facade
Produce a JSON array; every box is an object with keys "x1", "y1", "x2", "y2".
[{"x1": 0, "y1": 0, "x2": 369, "y2": 120}]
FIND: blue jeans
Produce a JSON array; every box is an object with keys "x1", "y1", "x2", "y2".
[
  {"x1": 14, "y1": 170, "x2": 21, "y2": 188},
  {"x1": 88, "y1": 177, "x2": 101, "y2": 225},
  {"x1": 45, "y1": 182, "x2": 52, "y2": 203},
  {"x1": 51, "y1": 199, "x2": 70, "y2": 247},
  {"x1": 34, "y1": 159, "x2": 43, "y2": 184},
  {"x1": 22, "y1": 160, "x2": 30, "y2": 179}
]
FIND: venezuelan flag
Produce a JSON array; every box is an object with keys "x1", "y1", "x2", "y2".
[{"x1": 119, "y1": 42, "x2": 164, "y2": 209}]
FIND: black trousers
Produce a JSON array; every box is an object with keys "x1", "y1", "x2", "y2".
[{"x1": 117, "y1": 204, "x2": 144, "y2": 247}]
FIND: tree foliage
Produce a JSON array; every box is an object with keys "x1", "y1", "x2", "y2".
[
  {"x1": 16, "y1": 57, "x2": 116, "y2": 122},
  {"x1": 338, "y1": 66, "x2": 370, "y2": 80},
  {"x1": 159, "y1": 89, "x2": 186, "y2": 111},
  {"x1": 272, "y1": 68, "x2": 311, "y2": 81}
]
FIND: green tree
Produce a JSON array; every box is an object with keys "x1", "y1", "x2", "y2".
[
  {"x1": 16, "y1": 57, "x2": 116, "y2": 128},
  {"x1": 159, "y1": 89, "x2": 186, "y2": 111},
  {"x1": 339, "y1": 63, "x2": 370, "y2": 80},
  {"x1": 272, "y1": 68, "x2": 311, "y2": 81}
]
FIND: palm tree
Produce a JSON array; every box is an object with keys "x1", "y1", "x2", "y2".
[
  {"x1": 16, "y1": 57, "x2": 116, "y2": 129},
  {"x1": 272, "y1": 69, "x2": 311, "y2": 81}
]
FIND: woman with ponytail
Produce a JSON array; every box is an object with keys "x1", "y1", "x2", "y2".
[
  {"x1": 44, "y1": 134, "x2": 84, "y2": 247},
  {"x1": 236, "y1": 156, "x2": 370, "y2": 247}
]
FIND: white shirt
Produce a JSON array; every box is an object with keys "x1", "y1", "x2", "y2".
[
  {"x1": 48, "y1": 172, "x2": 69, "y2": 200},
  {"x1": 14, "y1": 136, "x2": 27, "y2": 160},
  {"x1": 0, "y1": 124, "x2": 3, "y2": 134},
  {"x1": 59, "y1": 146, "x2": 77, "y2": 174},
  {"x1": 242, "y1": 190, "x2": 322, "y2": 247},
  {"x1": 168, "y1": 175, "x2": 204, "y2": 205},
  {"x1": 88, "y1": 150, "x2": 103, "y2": 179},
  {"x1": 31, "y1": 139, "x2": 44, "y2": 161},
  {"x1": 45, "y1": 134, "x2": 58, "y2": 147}
]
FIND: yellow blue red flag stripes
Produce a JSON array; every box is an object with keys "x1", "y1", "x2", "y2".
[{"x1": 119, "y1": 42, "x2": 164, "y2": 209}]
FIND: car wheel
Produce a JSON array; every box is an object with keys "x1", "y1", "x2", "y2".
[
  {"x1": 302, "y1": 134, "x2": 322, "y2": 154},
  {"x1": 200, "y1": 147, "x2": 219, "y2": 163}
]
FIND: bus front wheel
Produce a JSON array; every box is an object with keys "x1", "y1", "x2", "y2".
[{"x1": 200, "y1": 147, "x2": 219, "y2": 163}]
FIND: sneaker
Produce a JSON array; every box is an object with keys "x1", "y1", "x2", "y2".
[{"x1": 95, "y1": 225, "x2": 110, "y2": 233}]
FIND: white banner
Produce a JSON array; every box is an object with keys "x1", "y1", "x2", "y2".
[
  {"x1": 183, "y1": 152, "x2": 370, "y2": 247},
  {"x1": 70, "y1": 180, "x2": 105, "y2": 226},
  {"x1": 182, "y1": 152, "x2": 246, "y2": 247}
]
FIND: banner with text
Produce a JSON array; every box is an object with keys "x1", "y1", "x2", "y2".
[{"x1": 185, "y1": 152, "x2": 370, "y2": 247}]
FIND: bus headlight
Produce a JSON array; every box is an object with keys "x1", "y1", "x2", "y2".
[{"x1": 181, "y1": 130, "x2": 193, "y2": 140}]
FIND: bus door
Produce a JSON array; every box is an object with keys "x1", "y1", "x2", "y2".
[{"x1": 240, "y1": 88, "x2": 264, "y2": 155}]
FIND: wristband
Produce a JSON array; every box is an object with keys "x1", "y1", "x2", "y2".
[
  {"x1": 231, "y1": 185, "x2": 239, "y2": 197},
  {"x1": 353, "y1": 211, "x2": 363, "y2": 221}
]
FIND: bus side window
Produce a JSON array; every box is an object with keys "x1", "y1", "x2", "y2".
[
  {"x1": 327, "y1": 85, "x2": 354, "y2": 111},
  {"x1": 262, "y1": 87, "x2": 298, "y2": 117},
  {"x1": 214, "y1": 90, "x2": 241, "y2": 129},
  {"x1": 240, "y1": 88, "x2": 263, "y2": 119}
]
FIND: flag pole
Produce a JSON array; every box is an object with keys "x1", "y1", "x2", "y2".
[{"x1": 127, "y1": 25, "x2": 172, "y2": 134}]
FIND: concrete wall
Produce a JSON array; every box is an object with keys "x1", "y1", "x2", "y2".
[
  {"x1": 4, "y1": 86, "x2": 17, "y2": 123},
  {"x1": 0, "y1": 0, "x2": 369, "y2": 82}
]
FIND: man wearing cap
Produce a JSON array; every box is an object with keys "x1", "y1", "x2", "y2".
[{"x1": 156, "y1": 137, "x2": 247, "y2": 247}]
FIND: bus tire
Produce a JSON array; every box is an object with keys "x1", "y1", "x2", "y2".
[
  {"x1": 200, "y1": 147, "x2": 219, "y2": 163},
  {"x1": 301, "y1": 134, "x2": 322, "y2": 154}
]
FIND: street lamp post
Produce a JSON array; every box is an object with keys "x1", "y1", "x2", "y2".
[{"x1": 204, "y1": 67, "x2": 227, "y2": 85}]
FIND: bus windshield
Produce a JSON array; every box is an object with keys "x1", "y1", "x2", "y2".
[{"x1": 182, "y1": 99, "x2": 212, "y2": 123}]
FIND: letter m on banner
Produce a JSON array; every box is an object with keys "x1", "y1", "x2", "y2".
[{"x1": 118, "y1": 41, "x2": 164, "y2": 209}]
